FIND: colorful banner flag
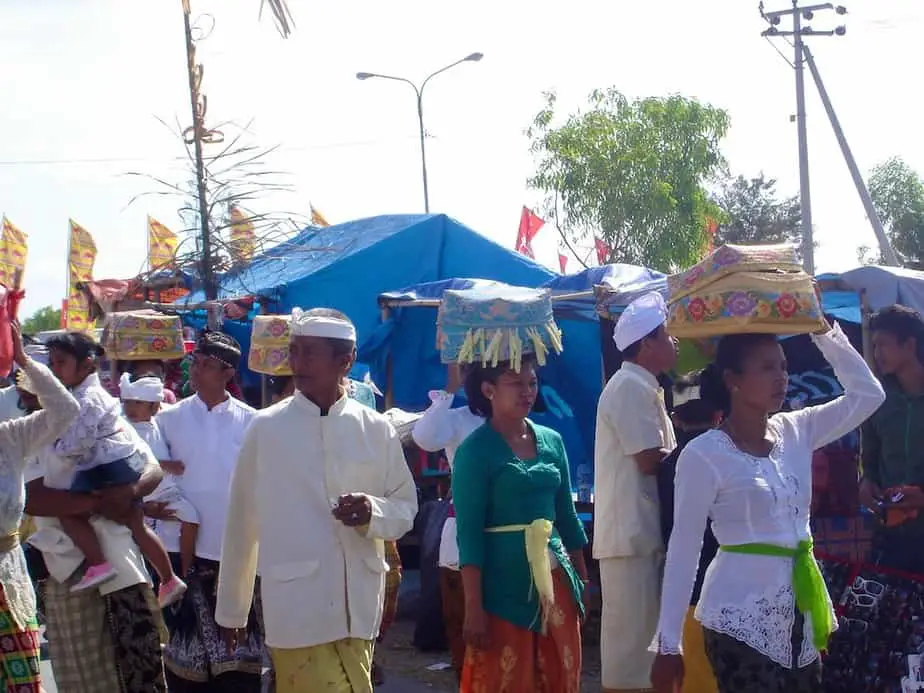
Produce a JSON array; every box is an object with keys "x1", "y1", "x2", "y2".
[
  {"x1": 66, "y1": 219, "x2": 97, "y2": 331},
  {"x1": 515, "y1": 207, "x2": 545, "y2": 259},
  {"x1": 310, "y1": 205, "x2": 330, "y2": 228},
  {"x1": 229, "y1": 206, "x2": 255, "y2": 264},
  {"x1": 558, "y1": 246, "x2": 568, "y2": 274},
  {"x1": 0, "y1": 217, "x2": 28, "y2": 288},
  {"x1": 594, "y1": 237, "x2": 611, "y2": 265},
  {"x1": 147, "y1": 216, "x2": 178, "y2": 270}
]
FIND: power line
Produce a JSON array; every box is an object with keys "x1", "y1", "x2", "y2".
[{"x1": 0, "y1": 135, "x2": 420, "y2": 168}]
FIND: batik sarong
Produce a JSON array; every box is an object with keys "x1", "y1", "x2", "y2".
[
  {"x1": 44, "y1": 575, "x2": 166, "y2": 693},
  {"x1": 163, "y1": 557, "x2": 264, "y2": 686},
  {"x1": 460, "y1": 569, "x2": 581, "y2": 693},
  {"x1": 439, "y1": 567, "x2": 466, "y2": 677},
  {"x1": 378, "y1": 541, "x2": 402, "y2": 641},
  {"x1": 270, "y1": 639, "x2": 373, "y2": 693},
  {"x1": 0, "y1": 582, "x2": 40, "y2": 692}
]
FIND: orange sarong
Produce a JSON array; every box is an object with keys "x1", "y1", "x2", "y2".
[{"x1": 460, "y1": 569, "x2": 581, "y2": 693}]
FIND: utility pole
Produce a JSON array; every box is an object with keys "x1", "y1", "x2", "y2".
[
  {"x1": 181, "y1": 1, "x2": 215, "y2": 301},
  {"x1": 357, "y1": 53, "x2": 484, "y2": 214},
  {"x1": 802, "y1": 46, "x2": 900, "y2": 266},
  {"x1": 760, "y1": 2, "x2": 842, "y2": 275}
]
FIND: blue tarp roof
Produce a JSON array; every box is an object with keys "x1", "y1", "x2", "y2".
[
  {"x1": 542, "y1": 264, "x2": 667, "y2": 321},
  {"x1": 177, "y1": 214, "x2": 558, "y2": 389}
]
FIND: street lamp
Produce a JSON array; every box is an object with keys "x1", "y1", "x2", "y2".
[{"x1": 356, "y1": 52, "x2": 484, "y2": 214}]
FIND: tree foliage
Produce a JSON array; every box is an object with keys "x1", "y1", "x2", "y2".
[
  {"x1": 868, "y1": 156, "x2": 924, "y2": 265},
  {"x1": 713, "y1": 173, "x2": 802, "y2": 250},
  {"x1": 22, "y1": 306, "x2": 62, "y2": 335},
  {"x1": 527, "y1": 88, "x2": 730, "y2": 272}
]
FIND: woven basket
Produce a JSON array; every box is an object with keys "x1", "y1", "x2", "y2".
[
  {"x1": 104, "y1": 311, "x2": 185, "y2": 361},
  {"x1": 437, "y1": 286, "x2": 563, "y2": 371},
  {"x1": 668, "y1": 243, "x2": 801, "y2": 303},
  {"x1": 667, "y1": 270, "x2": 826, "y2": 339},
  {"x1": 249, "y1": 315, "x2": 292, "y2": 376}
]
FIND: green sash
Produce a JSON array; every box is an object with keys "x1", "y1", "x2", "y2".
[{"x1": 721, "y1": 540, "x2": 833, "y2": 651}]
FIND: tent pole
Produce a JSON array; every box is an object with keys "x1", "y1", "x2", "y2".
[
  {"x1": 260, "y1": 303, "x2": 269, "y2": 409},
  {"x1": 860, "y1": 289, "x2": 874, "y2": 370},
  {"x1": 381, "y1": 305, "x2": 394, "y2": 410}
]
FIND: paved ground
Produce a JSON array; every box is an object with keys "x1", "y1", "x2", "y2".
[{"x1": 39, "y1": 661, "x2": 443, "y2": 693}]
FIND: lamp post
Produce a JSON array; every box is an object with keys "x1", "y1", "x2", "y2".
[{"x1": 357, "y1": 52, "x2": 483, "y2": 214}]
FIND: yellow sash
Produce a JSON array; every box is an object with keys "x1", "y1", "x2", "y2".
[
  {"x1": 0, "y1": 530, "x2": 19, "y2": 553},
  {"x1": 485, "y1": 518, "x2": 555, "y2": 632}
]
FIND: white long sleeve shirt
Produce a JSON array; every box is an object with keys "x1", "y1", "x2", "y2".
[
  {"x1": 653, "y1": 324, "x2": 885, "y2": 668},
  {"x1": 215, "y1": 393, "x2": 418, "y2": 649},
  {"x1": 131, "y1": 419, "x2": 199, "y2": 553},
  {"x1": 410, "y1": 390, "x2": 483, "y2": 468},
  {"x1": 156, "y1": 393, "x2": 255, "y2": 560},
  {"x1": 0, "y1": 360, "x2": 78, "y2": 628},
  {"x1": 410, "y1": 390, "x2": 483, "y2": 570}
]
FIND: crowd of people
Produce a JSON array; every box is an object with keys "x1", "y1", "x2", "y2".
[
  {"x1": 413, "y1": 294, "x2": 924, "y2": 693},
  {"x1": 0, "y1": 290, "x2": 918, "y2": 692}
]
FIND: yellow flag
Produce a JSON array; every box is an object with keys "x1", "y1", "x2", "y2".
[
  {"x1": 229, "y1": 206, "x2": 255, "y2": 264},
  {"x1": 147, "y1": 216, "x2": 178, "y2": 270},
  {"x1": 310, "y1": 204, "x2": 330, "y2": 228},
  {"x1": 66, "y1": 219, "x2": 97, "y2": 331},
  {"x1": 0, "y1": 217, "x2": 27, "y2": 288}
]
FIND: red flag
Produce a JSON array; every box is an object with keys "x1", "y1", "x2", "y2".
[
  {"x1": 558, "y1": 248, "x2": 568, "y2": 274},
  {"x1": 515, "y1": 207, "x2": 545, "y2": 259},
  {"x1": 705, "y1": 216, "x2": 719, "y2": 254},
  {"x1": 594, "y1": 237, "x2": 611, "y2": 265}
]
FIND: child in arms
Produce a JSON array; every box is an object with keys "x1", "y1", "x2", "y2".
[
  {"x1": 120, "y1": 371, "x2": 200, "y2": 581},
  {"x1": 46, "y1": 332, "x2": 186, "y2": 606}
]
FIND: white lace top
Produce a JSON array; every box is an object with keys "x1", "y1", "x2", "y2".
[
  {"x1": 652, "y1": 324, "x2": 885, "y2": 668},
  {"x1": 0, "y1": 359, "x2": 79, "y2": 628}
]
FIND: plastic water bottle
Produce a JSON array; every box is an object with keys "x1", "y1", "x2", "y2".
[{"x1": 576, "y1": 463, "x2": 592, "y2": 504}]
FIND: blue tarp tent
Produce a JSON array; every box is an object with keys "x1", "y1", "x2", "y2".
[
  {"x1": 176, "y1": 214, "x2": 558, "y2": 389},
  {"x1": 372, "y1": 264, "x2": 666, "y2": 483}
]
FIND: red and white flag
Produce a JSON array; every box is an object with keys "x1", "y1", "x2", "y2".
[
  {"x1": 594, "y1": 237, "x2": 611, "y2": 265},
  {"x1": 558, "y1": 247, "x2": 568, "y2": 274},
  {"x1": 515, "y1": 207, "x2": 545, "y2": 259}
]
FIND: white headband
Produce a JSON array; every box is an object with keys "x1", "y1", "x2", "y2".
[
  {"x1": 119, "y1": 372, "x2": 164, "y2": 403},
  {"x1": 290, "y1": 308, "x2": 357, "y2": 342}
]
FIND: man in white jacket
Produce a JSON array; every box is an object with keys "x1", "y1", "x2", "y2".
[{"x1": 215, "y1": 307, "x2": 418, "y2": 693}]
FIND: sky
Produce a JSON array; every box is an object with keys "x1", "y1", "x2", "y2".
[{"x1": 0, "y1": 0, "x2": 921, "y2": 317}]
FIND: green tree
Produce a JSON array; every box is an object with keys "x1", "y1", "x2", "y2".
[
  {"x1": 868, "y1": 156, "x2": 924, "y2": 265},
  {"x1": 527, "y1": 88, "x2": 730, "y2": 271},
  {"x1": 22, "y1": 306, "x2": 62, "y2": 335},
  {"x1": 713, "y1": 173, "x2": 802, "y2": 251}
]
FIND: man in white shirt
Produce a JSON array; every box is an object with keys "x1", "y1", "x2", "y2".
[
  {"x1": 216, "y1": 308, "x2": 418, "y2": 693},
  {"x1": 593, "y1": 292, "x2": 678, "y2": 693},
  {"x1": 156, "y1": 332, "x2": 261, "y2": 692}
]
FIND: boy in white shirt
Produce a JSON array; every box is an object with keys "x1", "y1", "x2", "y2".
[{"x1": 120, "y1": 371, "x2": 200, "y2": 581}]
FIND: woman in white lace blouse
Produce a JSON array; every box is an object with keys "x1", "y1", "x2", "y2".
[
  {"x1": 651, "y1": 320, "x2": 885, "y2": 693},
  {"x1": 0, "y1": 325, "x2": 79, "y2": 691}
]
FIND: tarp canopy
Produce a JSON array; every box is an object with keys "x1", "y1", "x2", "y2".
[
  {"x1": 541, "y1": 264, "x2": 667, "y2": 322},
  {"x1": 374, "y1": 275, "x2": 601, "y2": 483},
  {"x1": 176, "y1": 214, "x2": 558, "y2": 389},
  {"x1": 819, "y1": 265, "x2": 924, "y2": 319}
]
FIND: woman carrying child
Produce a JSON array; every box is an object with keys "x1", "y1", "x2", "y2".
[{"x1": 45, "y1": 332, "x2": 186, "y2": 606}]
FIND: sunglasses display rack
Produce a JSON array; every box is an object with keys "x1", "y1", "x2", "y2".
[{"x1": 820, "y1": 556, "x2": 924, "y2": 692}]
